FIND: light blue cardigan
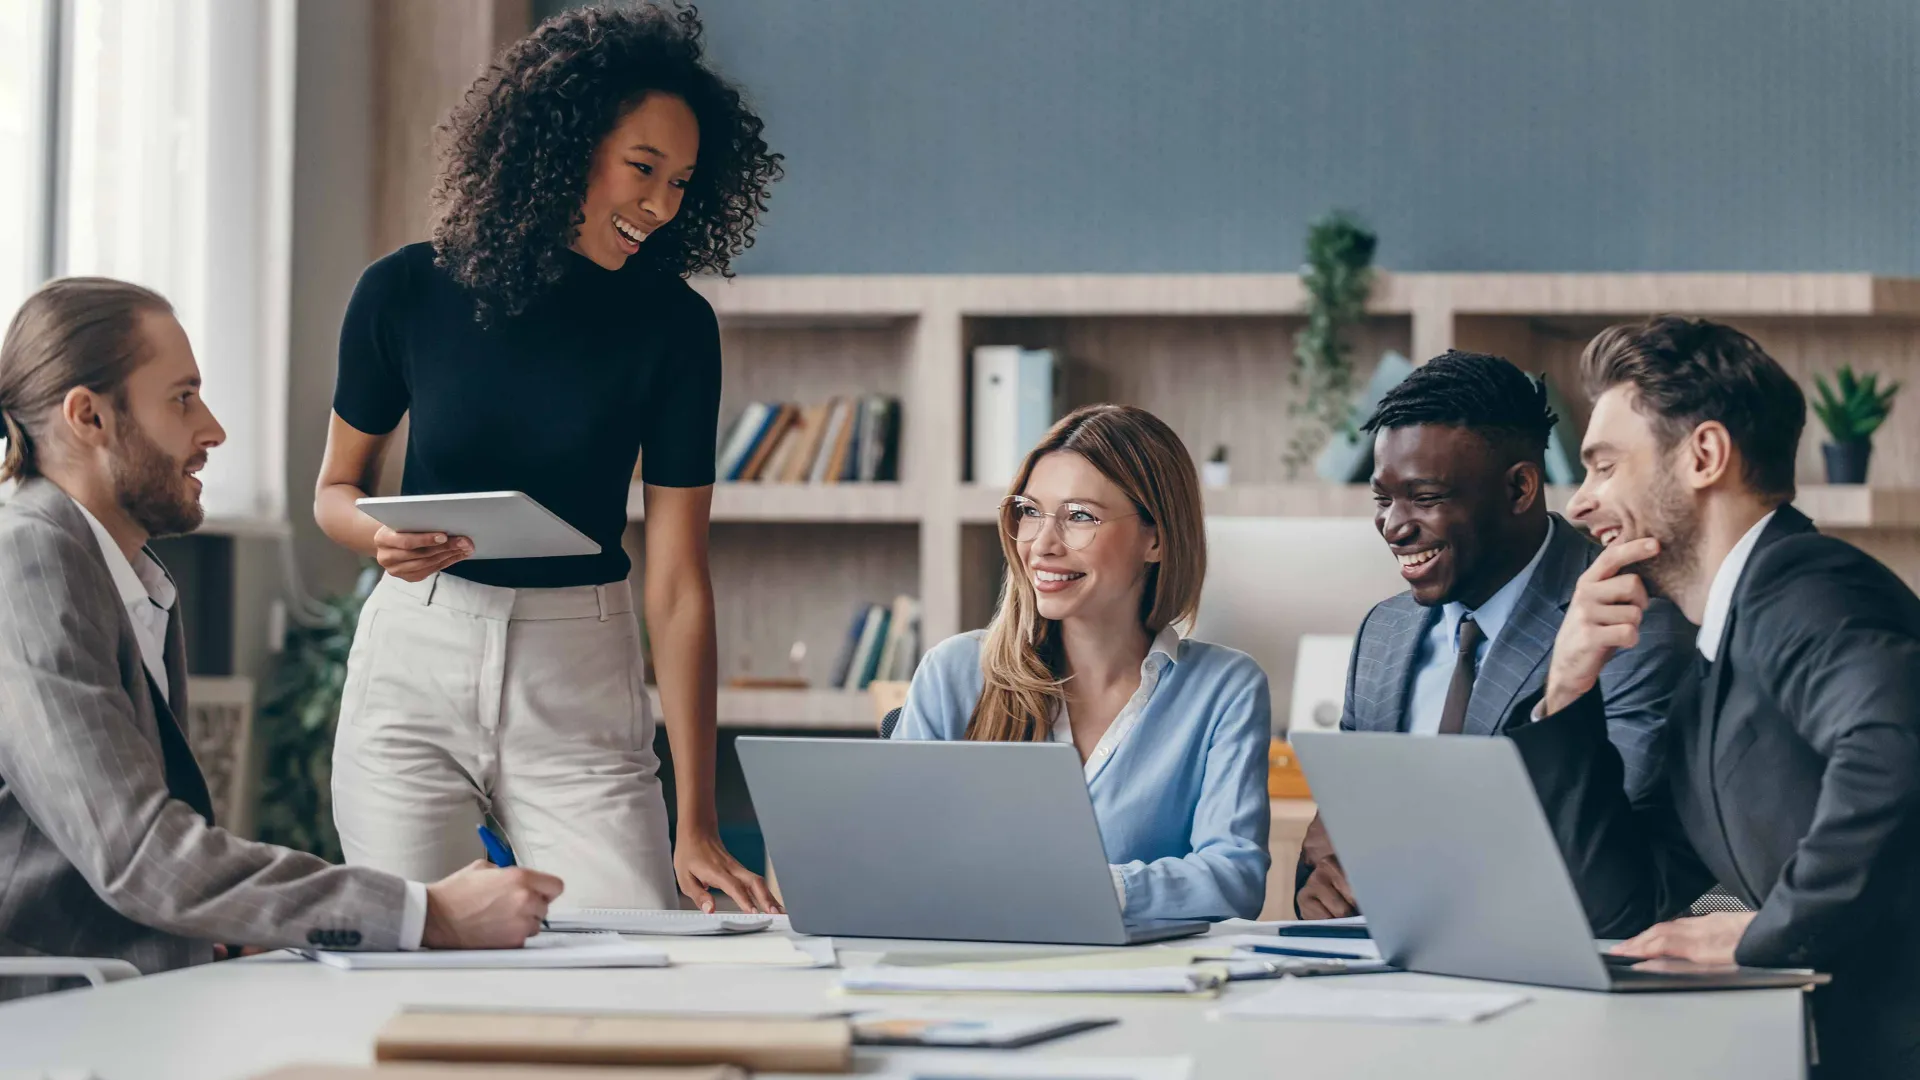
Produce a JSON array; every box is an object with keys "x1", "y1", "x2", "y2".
[{"x1": 894, "y1": 630, "x2": 1273, "y2": 922}]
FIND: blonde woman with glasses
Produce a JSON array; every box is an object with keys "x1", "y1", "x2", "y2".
[{"x1": 894, "y1": 404, "x2": 1272, "y2": 922}]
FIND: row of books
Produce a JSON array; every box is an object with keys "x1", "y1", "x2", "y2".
[
  {"x1": 830, "y1": 595, "x2": 921, "y2": 690},
  {"x1": 717, "y1": 396, "x2": 901, "y2": 484}
]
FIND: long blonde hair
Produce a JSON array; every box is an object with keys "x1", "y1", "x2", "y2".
[{"x1": 965, "y1": 404, "x2": 1206, "y2": 742}]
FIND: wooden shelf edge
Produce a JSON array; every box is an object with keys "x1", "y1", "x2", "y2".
[
  {"x1": 691, "y1": 272, "x2": 1920, "y2": 320},
  {"x1": 645, "y1": 686, "x2": 877, "y2": 731},
  {"x1": 628, "y1": 482, "x2": 919, "y2": 524}
]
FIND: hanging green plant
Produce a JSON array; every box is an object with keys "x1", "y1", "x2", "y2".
[
  {"x1": 1287, "y1": 211, "x2": 1378, "y2": 475},
  {"x1": 253, "y1": 566, "x2": 379, "y2": 861}
]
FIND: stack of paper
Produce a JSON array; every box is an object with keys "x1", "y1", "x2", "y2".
[
  {"x1": 840, "y1": 965, "x2": 1222, "y2": 996},
  {"x1": 543, "y1": 909, "x2": 773, "y2": 935},
  {"x1": 639, "y1": 935, "x2": 826, "y2": 968},
  {"x1": 1214, "y1": 935, "x2": 1381, "y2": 961},
  {"x1": 1216, "y1": 982, "x2": 1530, "y2": 1024},
  {"x1": 301, "y1": 933, "x2": 666, "y2": 971}
]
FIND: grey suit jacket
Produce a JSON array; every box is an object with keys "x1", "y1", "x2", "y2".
[
  {"x1": 0, "y1": 479, "x2": 407, "y2": 999},
  {"x1": 1340, "y1": 514, "x2": 1694, "y2": 804}
]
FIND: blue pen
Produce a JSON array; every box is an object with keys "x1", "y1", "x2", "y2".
[{"x1": 477, "y1": 823, "x2": 516, "y2": 867}]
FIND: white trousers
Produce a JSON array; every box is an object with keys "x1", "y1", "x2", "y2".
[{"x1": 331, "y1": 572, "x2": 677, "y2": 909}]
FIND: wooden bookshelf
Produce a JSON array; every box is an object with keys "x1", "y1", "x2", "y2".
[{"x1": 609, "y1": 272, "x2": 1920, "y2": 729}]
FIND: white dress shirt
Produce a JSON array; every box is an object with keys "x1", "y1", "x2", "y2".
[
  {"x1": 1050, "y1": 623, "x2": 1184, "y2": 911},
  {"x1": 74, "y1": 501, "x2": 175, "y2": 704},
  {"x1": 73, "y1": 498, "x2": 427, "y2": 950},
  {"x1": 1697, "y1": 510, "x2": 1777, "y2": 663}
]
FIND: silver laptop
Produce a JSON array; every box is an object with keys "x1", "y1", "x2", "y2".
[
  {"x1": 1290, "y1": 731, "x2": 1826, "y2": 992},
  {"x1": 736, "y1": 738, "x2": 1208, "y2": 946}
]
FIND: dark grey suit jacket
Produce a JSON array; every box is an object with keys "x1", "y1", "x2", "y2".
[
  {"x1": 1510, "y1": 506, "x2": 1920, "y2": 1078},
  {"x1": 1340, "y1": 514, "x2": 1694, "y2": 804},
  {"x1": 0, "y1": 479, "x2": 408, "y2": 999}
]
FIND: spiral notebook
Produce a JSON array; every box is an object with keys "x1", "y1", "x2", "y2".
[{"x1": 542, "y1": 909, "x2": 776, "y2": 936}]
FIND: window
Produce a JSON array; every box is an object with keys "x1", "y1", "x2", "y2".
[
  {"x1": 4, "y1": 0, "x2": 294, "y2": 520},
  {"x1": 0, "y1": 0, "x2": 53, "y2": 322}
]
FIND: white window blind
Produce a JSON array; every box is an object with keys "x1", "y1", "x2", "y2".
[
  {"x1": 0, "y1": 0, "x2": 53, "y2": 325},
  {"x1": 58, "y1": 0, "x2": 296, "y2": 521}
]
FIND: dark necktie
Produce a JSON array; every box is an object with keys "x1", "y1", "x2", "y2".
[{"x1": 1438, "y1": 616, "x2": 1484, "y2": 735}]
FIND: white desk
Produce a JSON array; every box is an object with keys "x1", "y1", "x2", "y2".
[{"x1": 0, "y1": 934, "x2": 1806, "y2": 1080}]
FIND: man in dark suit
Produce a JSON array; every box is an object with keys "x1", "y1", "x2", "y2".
[
  {"x1": 1295, "y1": 351, "x2": 1693, "y2": 919},
  {"x1": 1511, "y1": 316, "x2": 1920, "y2": 1077}
]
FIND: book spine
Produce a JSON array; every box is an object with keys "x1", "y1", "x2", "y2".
[
  {"x1": 784, "y1": 404, "x2": 827, "y2": 483},
  {"x1": 809, "y1": 400, "x2": 849, "y2": 484},
  {"x1": 875, "y1": 398, "x2": 902, "y2": 482},
  {"x1": 857, "y1": 396, "x2": 885, "y2": 483},
  {"x1": 838, "y1": 396, "x2": 865, "y2": 483},
  {"x1": 1014, "y1": 349, "x2": 1057, "y2": 455},
  {"x1": 715, "y1": 403, "x2": 767, "y2": 481},
  {"x1": 729, "y1": 406, "x2": 782, "y2": 482},
  {"x1": 842, "y1": 605, "x2": 885, "y2": 690},
  {"x1": 739, "y1": 404, "x2": 793, "y2": 482},
  {"x1": 892, "y1": 596, "x2": 921, "y2": 681},
  {"x1": 972, "y1": 346, "x2": 1023, "y2": 487},
  {"x1": 827, "y1": 601, "x2": 867, "y2": 689},
  {"x1": 854, "y1": 607, "x2": 892, "y2": 689}
]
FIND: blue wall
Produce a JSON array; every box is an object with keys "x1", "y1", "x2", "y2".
[{"x1": 539, "y1": 0, "x2": 1920, "y2": 274}]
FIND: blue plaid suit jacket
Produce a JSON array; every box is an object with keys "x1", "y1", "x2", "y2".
[{"x1": 1340, "y1": 514, "x2": 1693, "y2": 805}]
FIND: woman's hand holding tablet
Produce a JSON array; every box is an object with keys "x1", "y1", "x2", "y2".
[{"x1": 373, "y1": 525, "x2": 473, "y2": 582}]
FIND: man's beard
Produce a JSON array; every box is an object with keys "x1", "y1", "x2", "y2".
[
  {"x1": 112, "y1": 420, "x2": 203, "y2": 538},
  {"x1": 1633, "y1": 464, "x2": 1700, "y2": 602}
]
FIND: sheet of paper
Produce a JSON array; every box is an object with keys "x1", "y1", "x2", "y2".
[
  {"x1": 850, "y1": 1010, "x2": 1115, "y2": 1048},
  {"x1": 545, "y1": 908, "x2": 775, "y2": 935},
  {"x1": 637, "y1": 935, "x2": 823, "y2": 967},
  {"x1": 1216, "y1": 982, "x2": 1529, "y2": 1024},
  {"x1": 303, "y1": 932, "x2": 667, "y2": 971},
  {"x1": 1213, "y1": 934, "x2": 1381, "y2": 961},
  {"x1": 1221, "y1": 915, "x2": 1369, "y2": 933},
  {"x1": 934, "y1": 948, "x2": 1234, "y2": 972},
  {"x1": 839, "y1": 965, "x2": 1221, "y2": 996}
]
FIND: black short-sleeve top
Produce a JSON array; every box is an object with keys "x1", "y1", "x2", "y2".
[{"x1": 333, "y1": 242, "x2": 720, "y2": 589}]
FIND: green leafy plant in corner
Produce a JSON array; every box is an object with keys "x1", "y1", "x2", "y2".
[
  {"x1": 1287, "y1": 211, "x2": 1378, "y2": 476},
  {"x1": 1811, "y1": 365, "x2": 1900, "y2": 445},
  {"x1": 254, "y1": 566, "x2": 379, "y2": 862}
]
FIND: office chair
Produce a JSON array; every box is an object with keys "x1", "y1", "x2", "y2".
[
  {"x1": 0, "y1": 956, "x2": 141, "y2": 995},
  {"x1": 879, "y1": 707, "x2": 902, "y2": 739}
]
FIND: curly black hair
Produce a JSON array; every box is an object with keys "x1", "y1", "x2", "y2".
[
  {"x1": 1362, "y1": 350, "x2": 1559, "y2": 463},
  {"x1": 431, "y1": 3, "x2": 782, "y2": 321}
]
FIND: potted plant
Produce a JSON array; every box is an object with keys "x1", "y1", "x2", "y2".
[
  {"x1": 1286, "y1": 211, "x2": 1377, "y2": 477},
  {"x1": 1811, "y1": 365, "x2": 1900, "y2": 485},
  {"x1": 254, "y1": 566, "x2": 379, "y2": 860}
]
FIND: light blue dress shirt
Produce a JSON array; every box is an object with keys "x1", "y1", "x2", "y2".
[
  {"x1": 894, "y1": 630, "x2": 1273, "y2": 922},
  {"x1": 1404, "y1": 527, "x2": 1554, "y2": 735}
]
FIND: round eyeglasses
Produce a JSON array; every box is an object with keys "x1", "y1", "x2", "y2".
[{"x1": 1000, "y1": 495, "x2": 1139, "y2": 550}]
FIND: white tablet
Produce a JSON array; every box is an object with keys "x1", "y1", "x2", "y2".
[{"x1": 355, "y1": 491, "x2": 601, "y2": 561}]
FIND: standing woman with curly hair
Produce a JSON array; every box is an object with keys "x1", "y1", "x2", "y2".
[{"x1": 315, "y1": 4, "x2": 781, "y2": 914}]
